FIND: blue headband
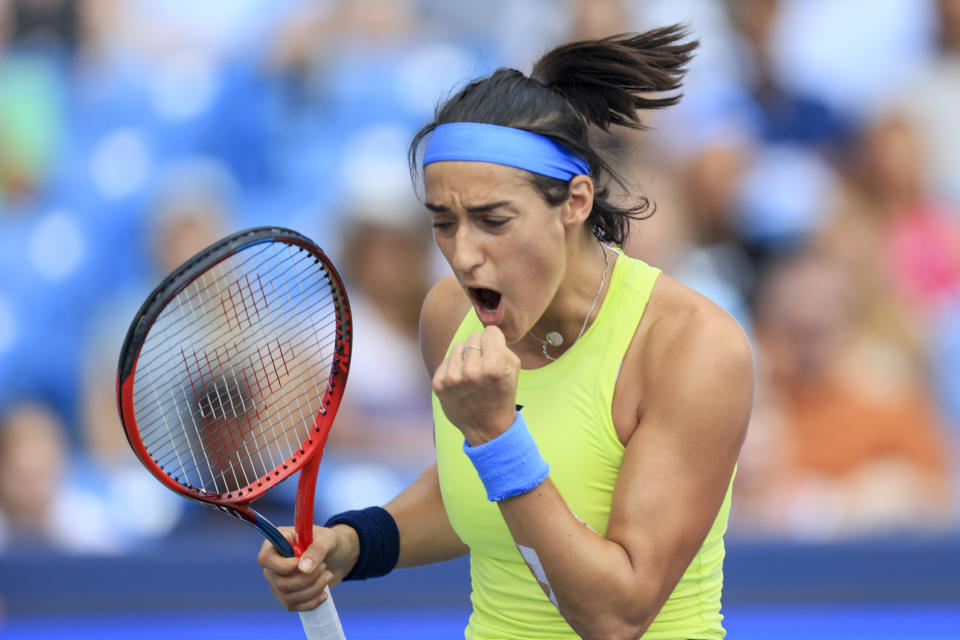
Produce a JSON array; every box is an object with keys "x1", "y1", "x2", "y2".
[{"x1": 422, "y1": 122, "x2": 590, "y2": 181}]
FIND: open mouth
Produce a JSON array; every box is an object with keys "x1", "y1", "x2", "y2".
[{"x1": 469, "y1": 287, "x2": 502, "y2": 317}]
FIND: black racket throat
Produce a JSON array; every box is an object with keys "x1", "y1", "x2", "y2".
[{"x1": 210, "y1": 500, "x2": 296, "y2": 557}]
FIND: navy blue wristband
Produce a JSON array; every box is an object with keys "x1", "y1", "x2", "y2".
[
  {"x1": 324, "y1": 506, "x2": 400, "y2": 581},
  {"x1": 462, "y1": 412, "x2": 550, "y2": 501}
]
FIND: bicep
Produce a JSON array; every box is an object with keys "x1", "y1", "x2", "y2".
[
  {"x1": 386, "y1": 464, "x2": 468, "y2": 567},
  {"x1": 605, "y1": 318, "x2": 753, "y2": 602},
  {"x1": 381, "y1": 279, "x2": 470, "y2": 567}
]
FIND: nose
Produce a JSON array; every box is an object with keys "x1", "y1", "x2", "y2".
[{"x1": 449, "y1": 225, "x2": 484, "y2": 275}]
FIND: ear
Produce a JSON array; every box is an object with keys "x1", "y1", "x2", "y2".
[{"x1": 560, "y1": 175, "x2": 594, "y2": 229}]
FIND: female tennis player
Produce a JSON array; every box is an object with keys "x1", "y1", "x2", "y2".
[{"x1": 258, "y1": 25, "x2": 753, "y2": 640}]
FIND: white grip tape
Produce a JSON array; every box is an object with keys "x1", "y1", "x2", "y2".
[{"x1": 298, "y1": 586, "x2": 346, "y2": 639}]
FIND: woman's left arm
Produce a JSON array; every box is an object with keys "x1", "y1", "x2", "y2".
[{"x1": 456, "y1": 307, "x2": 753, "y2": 640}]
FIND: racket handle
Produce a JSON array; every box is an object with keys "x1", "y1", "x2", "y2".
[{"x1": 299, "y1": 586, "x2": 346, "y2": 639}]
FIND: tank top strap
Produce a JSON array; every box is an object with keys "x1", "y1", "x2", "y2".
[
  {"x1": 584, "y1": 249, "x2": 661, "y2": 364},
  {"x1": 579, "y1": 251, "x2": 661, "y2": 419}
]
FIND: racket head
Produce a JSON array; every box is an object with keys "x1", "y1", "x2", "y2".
[{"x1": 116, "y1": 227, "x2": 351, "y2": 513}]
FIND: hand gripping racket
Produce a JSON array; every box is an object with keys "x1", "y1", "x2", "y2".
[{"x1": 116, "y1": 226, "x2": 351, "y2": 639}]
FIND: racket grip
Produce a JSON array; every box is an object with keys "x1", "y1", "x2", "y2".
[{"x1": 299, "y1": 586, "x2": 346, "y2": 639}]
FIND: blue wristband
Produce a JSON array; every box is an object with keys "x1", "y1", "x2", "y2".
[
  {"x1": 462, "y1": 412, "x2": 550, "y2": 501},
  {"x1": 323, "y1": 506, "x2": 399, "y2": 581}
]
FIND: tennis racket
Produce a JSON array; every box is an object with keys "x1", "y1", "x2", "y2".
[{"x1": 116, "y1": 226, "x2": 351, "y2": 639}]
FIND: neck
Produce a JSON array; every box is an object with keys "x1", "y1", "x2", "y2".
[{"x1": 524, "y1": 234, "x2": 614, "y2": 362}]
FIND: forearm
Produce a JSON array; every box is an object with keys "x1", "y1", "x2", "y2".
[
  {"x1": 385, "y1": 464, "x2": 469, "y2": 568},
  {"x1": 499, "y1": 480, "x2": 660, "y2": 640}
]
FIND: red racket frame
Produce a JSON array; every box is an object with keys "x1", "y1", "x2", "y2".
[{"x1": 116, "y1": 227, "x2": 352, "y2": 557}]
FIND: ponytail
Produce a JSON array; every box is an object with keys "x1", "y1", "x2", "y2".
[
  {"x1": 410, "y1": 24, "x2": 698, "y2": 245},
  {"x1": 531, "y1": 26, "x2": 697, "y2": 130}
]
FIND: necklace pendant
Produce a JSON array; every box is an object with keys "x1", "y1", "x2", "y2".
[{"x1": 545, "y1": 331, "x2": 563, "y2": 347}]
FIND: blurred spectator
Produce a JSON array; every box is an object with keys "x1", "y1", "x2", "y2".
[
  {"x1": 718, "y1": 0, "x2": 843, "y2": 260},
  {"x1": 570, "y1": 0, "x2": 628, "y2": 41},
  {"x1": 0, "y1": 399, "x2": 116, "y2": 552},
  {"x1": 316, "y1": 129, "x2": 437, "y2": 514},
  {"x1": 621, "y1": 161, "x2": 695, "y2": 274},
  {"x1": 653, "y1": 0, "x2": 844, "y2": 283},
  {"x1": 2, "y1": 0, "x2": 80, "y2": 54},
  {"x1": 723, "y1": 0, "x2": 851, "y2": 152},
  {"x1": 62, "y1": 157, "x2": 234, "y2": 548},
  {"x1": 771, "y1": 0, "x2": 934, "y2": 123},
  {"x1": 73, "y1": 324, "x2": 185, "y2": 550},
  {"x1": 735, "y1": 247, "x2": 955, "y2": 539},
  {"x1": 665, "y1": 133, "x2": 757, "y2": 333},
  {"x1": 821, "y1": 110, "x2": 960, "y2": 326},
  {"x1": 0, "y1": 0, "x2": 69, "y2": 211},
  {"x1": 146, "y1": 157, "x2": 235, "y2": 274},
  {"x1": 899, "y1": 0, "x2": 960, "y2": 208},
  {"x1": 816, "y1": 109, "x2": 960, "y2": 462}
]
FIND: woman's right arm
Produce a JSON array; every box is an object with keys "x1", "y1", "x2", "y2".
[
  {"x1": 257, "y1": 464, "x2": 468, "y2": 611},
  {"x1": 386, "y1": 464, "x2": 469, "y2": 568},
  {"x1": 258, "y1": 275, "x2": 471, "y2": 611}
]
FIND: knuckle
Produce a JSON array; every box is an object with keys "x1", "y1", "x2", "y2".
[{"x1": 274, "y1": 575, "x2": 301, "y2": 594}]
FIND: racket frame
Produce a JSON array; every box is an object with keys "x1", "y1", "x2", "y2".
[{"x1": 115, "y1": 226, "x2": 352, "y2": 557}]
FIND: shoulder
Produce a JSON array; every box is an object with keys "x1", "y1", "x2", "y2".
[
  {"x1": 419, "y1": 275, "x2": 472, "y2": 377},
  {"x1": 641, "y1": 274, "x2": 754, "y2": 370},
  {"x1": 635, "y1": 274, "x2": 755, "y2": 440}
]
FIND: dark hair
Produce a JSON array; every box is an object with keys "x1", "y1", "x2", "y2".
[{"x1": 409, "y1": 25, "x2": 698, "y2": 245}]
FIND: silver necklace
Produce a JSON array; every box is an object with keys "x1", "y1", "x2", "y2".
[{"x1": 529, "y1": 244, "x2": 610, "y2": 361}]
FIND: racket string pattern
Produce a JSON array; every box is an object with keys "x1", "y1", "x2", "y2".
[
  {"x1": 118, "y1": 227, "x2": 351, "y2": 640},
  {"x1": 130, "y1": 241, "x2": 341, "y2": 498}
]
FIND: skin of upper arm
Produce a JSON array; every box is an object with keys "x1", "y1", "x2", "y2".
[
  {"x1": 419, "y1": 274, "x2": 472, "y2": 377},
  {"x1": 605, "y1": 302, "x2": 754, "y2": 615},
  {"x1": 386, "y1": 464, "x2": 469, "y2": 566},
  {"x1": 371, "y1": 275, "x2": 471, "y2": 568}
]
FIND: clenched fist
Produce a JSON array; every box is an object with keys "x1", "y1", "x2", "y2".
[{"x1": 433, "y1": 326, "x2": 521, "y2": 445}]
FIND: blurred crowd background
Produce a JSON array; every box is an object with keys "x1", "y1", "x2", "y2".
[{"x1": 1, "y1": 0, "x2": 959, "y2": 560}]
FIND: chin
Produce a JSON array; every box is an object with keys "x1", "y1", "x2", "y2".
[
  {"x1": 475, "y1": 317, "x2": 519, "y2": 343},
  {"x1": 498, "y1": 322, "x2": 526, "y2": 345}
]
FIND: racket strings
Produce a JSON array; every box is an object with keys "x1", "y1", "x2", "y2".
[
  {"x1": 150, "y1": 383, "x2": 327, "y2": 491},
  {"x1": 134, "y1": 303, "x2": 338, "y2": 431},
  {"x1": 136, "y1": 246, "x2": 322, "y2": 366},
  {"x1": 131, "y1": 241, "x2": 346, "y2": 496},
  {"x1": 135, "y1": 289, "x2": 338, "y2": 449},
  {"x1": 144, "y1": 318, "x2": 337, "y2": 494},
  {"x1": 142, "y1": 336, "x2": 336, "y2": 473}
]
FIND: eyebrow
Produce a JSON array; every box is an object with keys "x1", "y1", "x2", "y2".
[{"x1": 424, "y1": 201, "x2": 511, "y2": 214}]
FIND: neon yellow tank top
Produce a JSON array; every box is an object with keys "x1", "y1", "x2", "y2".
[{"x1": 434, "y1": 253, "x2": 733, "y2": 639}]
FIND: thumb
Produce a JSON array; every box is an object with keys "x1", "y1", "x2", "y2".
[{"x1": 298, "y1": 526, "x2": 336, "y2": 573}]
